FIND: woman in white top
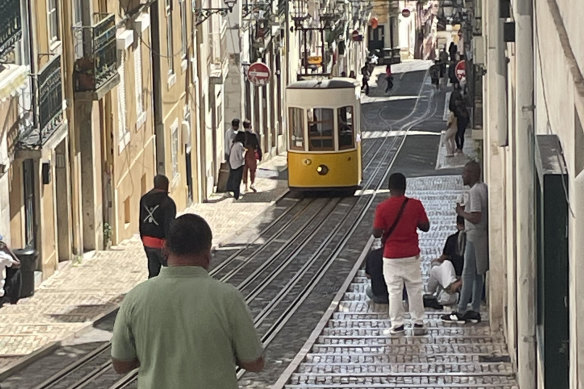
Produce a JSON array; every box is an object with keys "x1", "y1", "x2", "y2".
[
  {"x1": 226, "y1": 131, "x2": 246, "y2": 200},
  {"x1": 443, "y1": 111, "x2": 457, "y2": 157}
]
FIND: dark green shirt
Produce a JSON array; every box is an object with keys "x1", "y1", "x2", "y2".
[{"x1": 111, "y1": 266, "x2": 263, "y2": 388}]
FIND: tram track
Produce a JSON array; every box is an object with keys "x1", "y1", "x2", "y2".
[{"x1": 24, "y1": 68, "x2": 437, "y2": 389}]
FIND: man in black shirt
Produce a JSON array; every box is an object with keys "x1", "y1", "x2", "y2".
[
  {"x1": 365, "y1": 248, "x2": 388, "y2": 304},
  {"x1": 426, "y1": 216, "x2": 466, "y2": 305},
  {"x1": 139, "y1": 175, "x2": 177, "y2": 278}
]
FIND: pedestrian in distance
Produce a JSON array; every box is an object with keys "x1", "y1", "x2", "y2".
[
  {"x1": 443, "y1": 111, "x2": 458, "y2": 157},
  {"x1": 242, "y1": 119, "x2": 262, "y2": 193},
  {"x1": 224, "y1": 118, "x2": 240, "y2": 161},
  {"x1": 139, "y1": 175, "x2": 176, "y2": 278},
  {"x1": 439, "y1": 46, "x2": 449, "y2": 77},
  {"x1": 448, "y1": 41, "x2": 458, "y2": 62},
  {"x1": 226, "y1": 131, "x2": 246, "y2": 200},
  {"x1": 349, "y1": 70, "x2": 356, "y2": 79},
  {"x1": 425, "y1": 216, "x2": 466, "y2": 308},
  {"x1": 361, "y1": 61, "x2": 370, "y2": 95},
  {"x1": 449, "y1": 82, "x2": 463, "y2": 112},
  {"x1": 453, "y1": 99, "x2": 469, "y2": 154},
  {"x1": 448, "y1": 60, "x2": 458, "y2": 85},
  {"x1": 384, "y1": 64, "x2": 393, "y2": 94},
  {"x1": 442, "y1": 161, "x2": 488, "y2": 324},
  {"x1": 429, "y1": 60, "x2": 441, "y2": 90},
  {"x1": 373, "y1": 173, "x2": 430, "y2": 336},
  {"x1": 111, "y1": 214, "x2": 264, "y2": 388}
]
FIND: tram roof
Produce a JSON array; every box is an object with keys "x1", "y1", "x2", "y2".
[{"x1": 287, "y1": 78, "x2": 358, "y2": 90}]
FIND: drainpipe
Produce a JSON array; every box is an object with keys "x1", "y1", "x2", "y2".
[
  {"x1": 484, "y1": 0, "x2": 507, "y2": 331},
  {"x1": 513, "y1": 0, "x2": 536, "y2": 387}
]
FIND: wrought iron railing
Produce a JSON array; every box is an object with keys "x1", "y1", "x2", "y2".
[
  {"x1": 73, "y1": 13, "x2": 117, "y2": 92},
  {"x1": 38, "y1": 55, "x2": 64, "y2": 143},
  {"x1": 0, "y1": 0, "x2": 22, "y2": 55}
]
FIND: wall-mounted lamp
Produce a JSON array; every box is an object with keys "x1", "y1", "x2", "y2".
[{"x1": 193, "y1": 0, "x2": 237, "y2": 25}]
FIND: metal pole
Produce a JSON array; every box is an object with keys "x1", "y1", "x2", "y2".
[{"x1": 513, "y1": 0, "x2": 536, "y2": 387}]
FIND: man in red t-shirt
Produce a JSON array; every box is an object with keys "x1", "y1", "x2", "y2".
[{"x1": 373, "y1": 173, "x2": 430, "y2": 336}]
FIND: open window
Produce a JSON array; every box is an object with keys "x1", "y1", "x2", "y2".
[
  {"x1": 288, "y1": 107, "x2": 304, "y2": 150},
  {"x1": 338, "y1": 106, "x2": 354, "y2": 150},
  {"x1": 308, "y1": 108, "x2": 334, "y2": 151}
]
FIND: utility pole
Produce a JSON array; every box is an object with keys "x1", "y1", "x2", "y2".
[{"x1": 514, "y1": 0, "x2": 536, "y2": 387}]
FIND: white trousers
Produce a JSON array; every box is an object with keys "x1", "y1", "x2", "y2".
[
  {"x1": 427, "y1": 260, "x2": 458, "y2": 305},
  {"x1": 383, "y1": 256, "x2": 425, "y2": 328},
  {"x1": 443, "y1": 126, "x2": 457, "y2": 156}
]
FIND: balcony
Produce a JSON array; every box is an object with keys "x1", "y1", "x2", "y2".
[
  {"x1": 0, "y1": 0, "x2": 22, "y2": 55},
  {"x1": 73, "y1": 13, "x2": 119, "y2": 100},
  {"x1": 16, "y1": 55, "x2": 66, "y2": 150}
]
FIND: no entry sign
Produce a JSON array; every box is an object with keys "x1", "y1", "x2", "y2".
[
  {"x1": 455, "y1": 60, "x2": 466, "y2": 81},
  {"x1": 247, "y1": 62, "x2": 271, "y2": 86}
]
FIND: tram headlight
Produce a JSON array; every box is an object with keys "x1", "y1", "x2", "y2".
[{"x1": 316, "y1": 164, "x2": 329, "y2": 175}]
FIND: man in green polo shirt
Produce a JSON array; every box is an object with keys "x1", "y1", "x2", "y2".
[{"x1": 111, "y1": 214, "x2": 264, "y2": 388}]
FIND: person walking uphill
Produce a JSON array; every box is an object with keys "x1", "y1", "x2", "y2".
[
  {"x1": 373, "y1": 173, "x2": 430, "y2": 336},
  {"x1": 224, "y1": 118, "x2": 240, "y2": 161},
  {"x1": 139, "y1": 175, "x2": 176, "y2": 278},
  {"x1": 442, "y1": 161, "x2": 488, "y2": 324},
  {"x1": 111, "y1": 214, "x2": 264, "y2": 388},
  {"x1": 242, "y1": 119, "x2": 262, "y2": 192}
]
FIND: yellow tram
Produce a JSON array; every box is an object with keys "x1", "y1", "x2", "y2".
[{"x1": 286, "y1": 78, "x2": 362, "y2": 191}]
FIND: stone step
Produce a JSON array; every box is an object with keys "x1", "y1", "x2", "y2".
[
  {"x1": 316, "y1": 335, "x2": 505, "y2": 345},
  {"x1": 286, "y1": 373, "x2": 518, "y2": 387},
  {"x1": 304, "y1": 354, "x2": 511, "y2": 364},
  {"x1": 322, "y1": 327, "x2": 493, "y2": 337},
  {"x1": 309, "y1": 343, "x2": 508, "y2": 354},
  {"x1": 297, "y1": 362, "x2": 514, "y2": 374}
]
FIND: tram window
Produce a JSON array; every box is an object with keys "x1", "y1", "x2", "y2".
[
  {"x1": 289, "y1": 107, "x2": 304, "y2": 150},
  {"x1": 308, "y1": 108, "x2": 334, "y2": 151},
  {"x1": 338, "y1": 106, "x2": 354, "y2": 150}
]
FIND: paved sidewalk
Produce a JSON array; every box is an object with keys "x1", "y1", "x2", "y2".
[{"x1": 0, "y1": 155, "x2": 288, "y2": 372}]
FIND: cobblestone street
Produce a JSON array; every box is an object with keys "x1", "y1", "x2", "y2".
[{"x1": 0, "y1": 156, "x2": 288, "y2": 372}]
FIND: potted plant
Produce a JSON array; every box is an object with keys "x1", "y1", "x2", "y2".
[
  {"x1": 103, "y1": 222, "x2": 112, "y2": 250},
  {"x1": 74, "y1": 56, "x2": 95, "y2": 91}
]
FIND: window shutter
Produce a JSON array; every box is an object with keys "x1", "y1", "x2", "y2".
[
  {"x1": 134, "y1": 40, "x2": 143, "y2": 115},
  {"x1": 118, "y1": 52, "x2": 127, "y2": 144}
]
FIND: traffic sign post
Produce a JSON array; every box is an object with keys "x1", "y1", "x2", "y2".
[
  {"x1": 247, "y1": 62, "x2": 271, "y2": 86},
  {"x1": 401, "y1": 9, "x2": 410, "y2": 18},
  {"x1": 455, "y1": 60, "x2": 466, "y2": 81}
]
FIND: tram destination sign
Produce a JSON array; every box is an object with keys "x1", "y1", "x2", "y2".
[{"x1": 247, "y1": 62, "x2": 271, "y2": 86}]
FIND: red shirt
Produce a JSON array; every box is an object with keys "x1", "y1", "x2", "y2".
[{"x1": 373, "y1": 196, "x2": 429, "y2": 259}]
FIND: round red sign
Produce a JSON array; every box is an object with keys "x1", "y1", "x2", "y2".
[
  {"x1": 401, "y1": 9, "x2": 411, "y2": 17},
  {"x1": 455, "y1": 60, "x2": 466, "y2": 81},
  {"x1": 247, "y1": 62, "x2": 271, "y2": 86}
]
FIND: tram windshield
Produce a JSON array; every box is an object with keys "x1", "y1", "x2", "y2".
[
  {"x1": 289, "y1": 107, "x2": 304, "y2": 150},
  {"x1": 308, "y1": 108, "x2": 334, "y2": 151},
  {"x1": 338, "y1": 106, "x2": 354, "y2": 150}
]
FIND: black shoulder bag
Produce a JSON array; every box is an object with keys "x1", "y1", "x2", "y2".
[{"x1": 382, "y1": 198, "x2": 409, "y2": 244}]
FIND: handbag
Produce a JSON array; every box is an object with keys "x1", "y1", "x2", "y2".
[{"x1": 382, "y1": 198, "x2": 409, "y2": 244}]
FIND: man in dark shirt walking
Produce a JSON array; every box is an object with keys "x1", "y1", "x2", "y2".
[{"x1": 139, "y1": 175, "x2": 177, "y2": 278}]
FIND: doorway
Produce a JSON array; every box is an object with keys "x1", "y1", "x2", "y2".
[{"x1": 23, "y1": 159, "x2": 36, "y2": 249}]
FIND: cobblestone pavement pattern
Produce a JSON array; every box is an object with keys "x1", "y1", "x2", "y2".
[
  {"x1": 278, "y1": 176, "x2": 519, "y2": 389},
  {"x1": 0, "y1": 156, "x2": 288, "y2": 372}
]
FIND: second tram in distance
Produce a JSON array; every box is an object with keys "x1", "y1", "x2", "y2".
[{"x1": 286, "y1": 78, "x2": 362, "y2": 192}]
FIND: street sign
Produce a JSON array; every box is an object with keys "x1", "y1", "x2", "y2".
[
  {"x1": 455, "y1": 60, "x2": 466, "y2": 81},
  {"x1": 351, "y1": 30, "x2": 361, "y2": 42},
  {"x1": 247, "y1": 62, "x2": 271, "y2": 86},
  {"x1": 401, "y1": 9, "x2": 411, "y2": 17},
  {"x1": 370, "y1": 17, "x2": 378, "y2": 29}
]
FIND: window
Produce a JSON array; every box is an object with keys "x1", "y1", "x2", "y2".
[
  {"x1": 48, "y1": 0, "x2": 60, "y2": 43},
  {"x1": 179, "y1": 0, "x2": 188, "y2": 60},
  {"x1": 307, "y1": 108, "x2": 334, "y2": 151},
  {"x1": 118, "y1": 52, "x2": 130, "y2": 152},
  {"x1": 166, "y1": 0, "x2": 174, "y2": 75},
  {"x1": 338, "y1": 106, "x2": 354, "y2": 150},
  {"x1": 171, "y1": 121, "x2": 179, "y2": 180},
  {"x1": 288, "y1": 107, "x2": 304, "y2": 151}
]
